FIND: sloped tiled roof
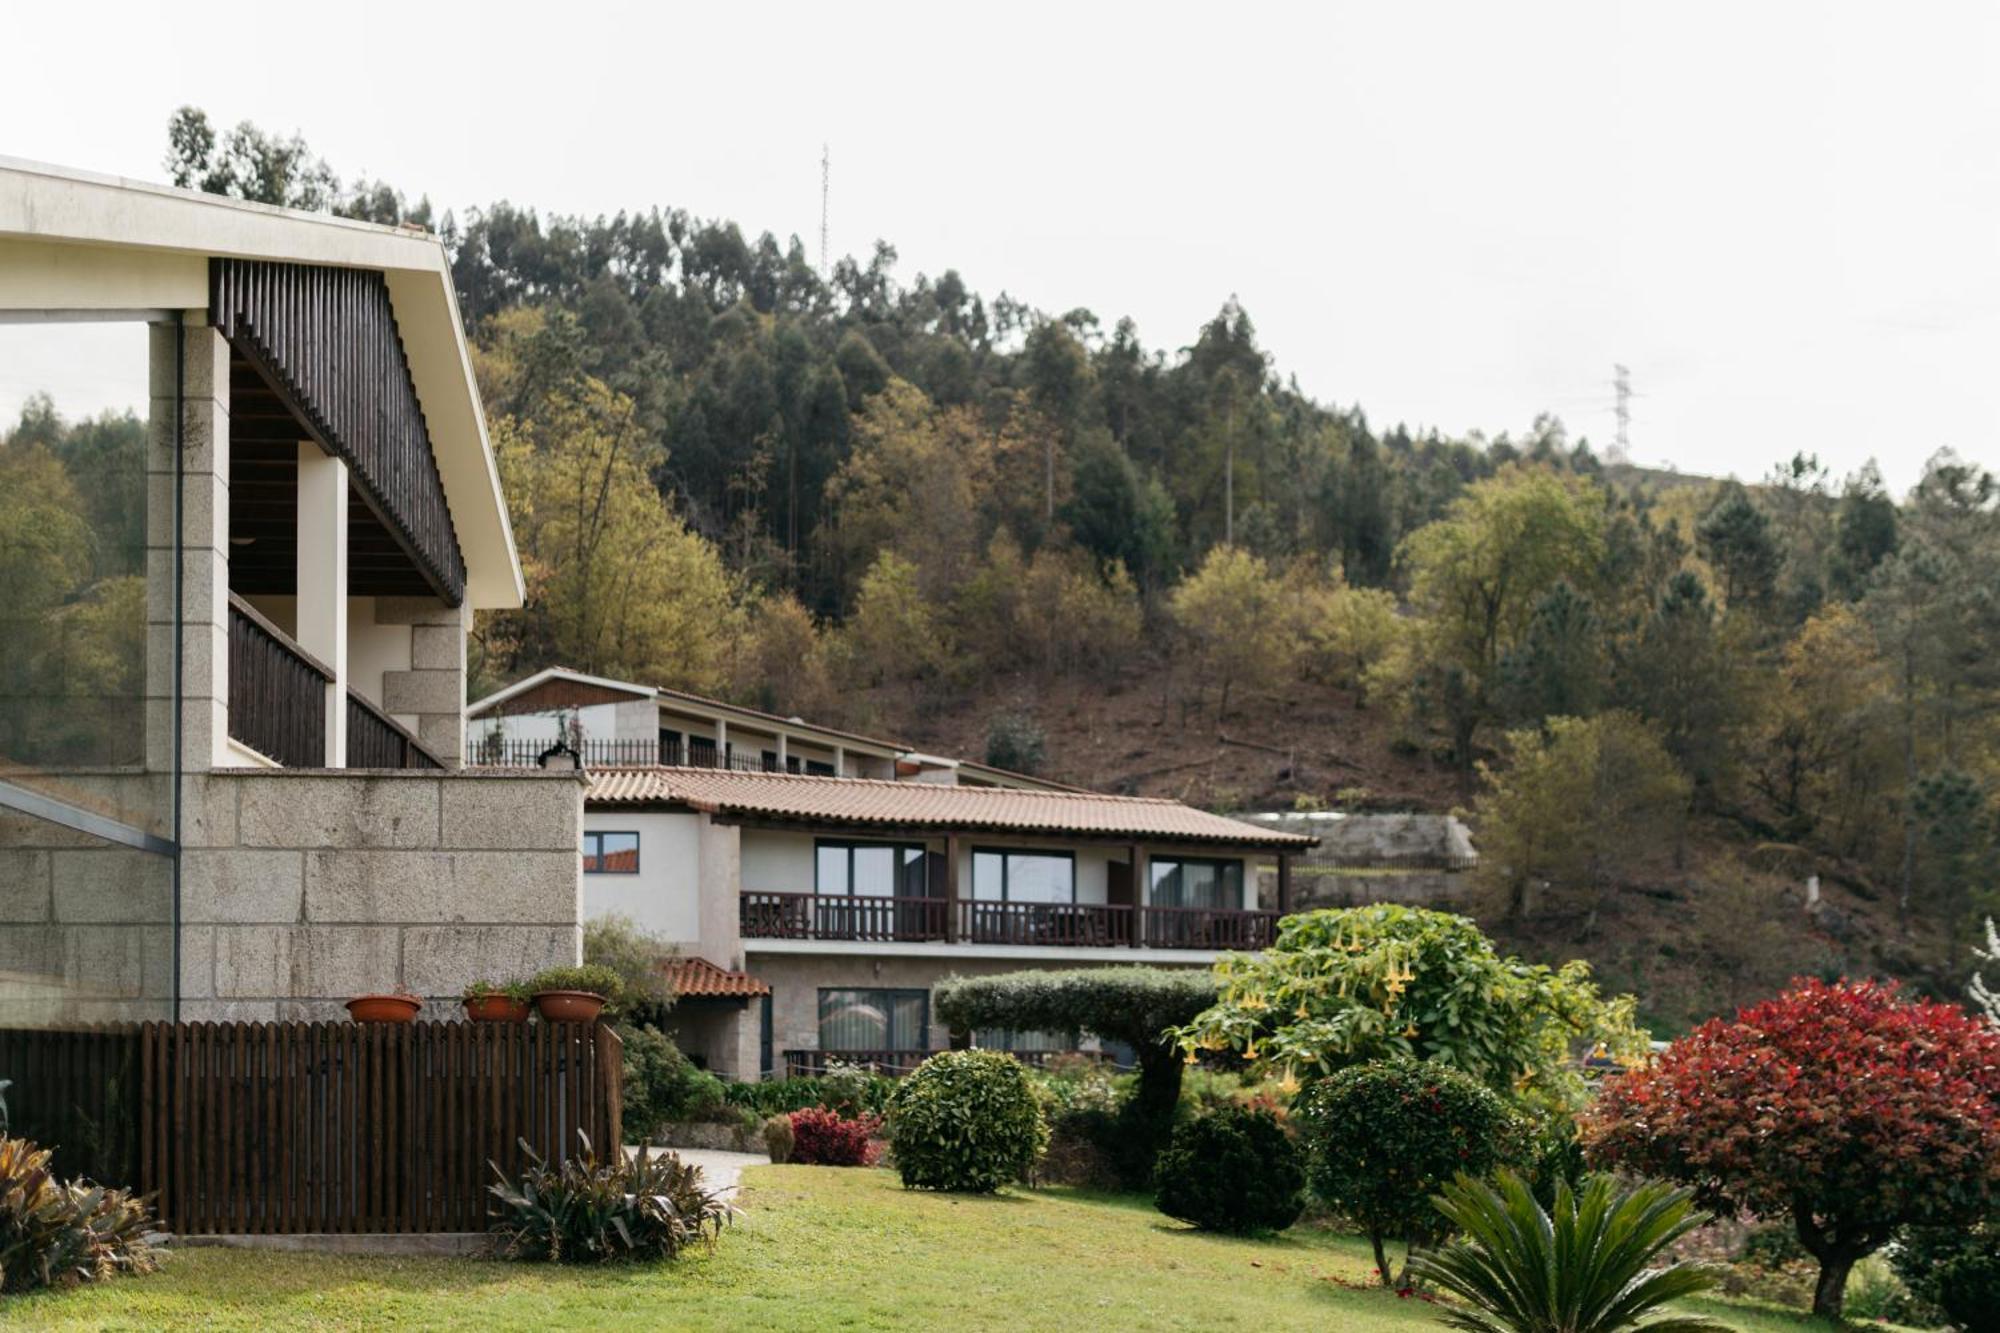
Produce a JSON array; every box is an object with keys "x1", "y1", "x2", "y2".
[
  {"x1": 664, "y1": 956, "x2": 770, "y2": 999},
  {"x1": 587, "y1": 767, "x2": 1315, "y2": 849}
]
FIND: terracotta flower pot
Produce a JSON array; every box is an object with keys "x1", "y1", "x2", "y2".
[
  {"x1": 346, "y1": 993, "x2": 422, "y2": 1024},
  {"x1": 463, "y1": 994, "x2": 531, "y2": 1023},
  {"x1": 532, "y1": 989, "x2": 607, "y2": 1024}
]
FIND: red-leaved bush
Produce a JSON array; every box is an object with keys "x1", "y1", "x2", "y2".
[
  {"x1": 1584, "y1": 977, "x2": 2000, "y2": 1320},
  {"x1": 786, "y1": 1108, "x2": 880, "y2": 1166}
]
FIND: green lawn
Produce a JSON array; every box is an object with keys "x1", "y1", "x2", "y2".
[{"x1": 6, "y1": 1166, "x2": 1901, "y2": 1331}]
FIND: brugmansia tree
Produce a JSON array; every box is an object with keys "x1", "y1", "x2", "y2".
[
  {"x1": 1171, "y1": 906, "x2": 1647, "y2": 1113},
  {"x1": 1585, "y1": 978, "x2": 2000, "y2": 1320},
  {"x1": 1410, "y1": 1172, "x2": 1725, "y2": 1333}
]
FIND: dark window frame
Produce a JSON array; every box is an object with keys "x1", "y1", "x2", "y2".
[
  {"x1": 971, "y1": 846, "x2": 1078, "y2": 904},
  {"x1": 814, "y1": 837, "x2": 929, "y2": 898},
  {"x1": 582, "y1": 829, "x2": 641, "y2": 875},
  {"x1": 817, "y1": 986, "x2": 930, "y2": 1052},
  {"x1": 1148, "y1": 854, "x2": 1245, "y2": 909}
]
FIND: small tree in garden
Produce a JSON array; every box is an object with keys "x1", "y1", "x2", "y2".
[
  {"x1": 934, "y1": 968, "x2": 1218, "y2": 1186},
  {"x1": 887, "y1": 1050, "x2": 1050, "y2": 1193},
  {"x1": 1585, "y1": 978, "x2": 2000, "y2": 1321},
  {"x1": 1294, "y1": 1058, "x2": 1516, "y2": 1287},
  {"x1": 1171, "y1": 906, "x2": 1646, "y2": 1114}
]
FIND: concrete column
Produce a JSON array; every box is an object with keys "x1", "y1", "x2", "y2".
[
  {"x1": 146, "y1": 320, "x2": 231, "y2": 773},
  {"x1": 775, "y1": 733, "x2": 788, "y2": 771},
  {"x1": 715, "y1": 718, "x2": 729, "y2": 769},
  {"x1": 295, "y1": 442, "x2": 348, "y2": 767},
  {"x1": 833, "y1": 745, "x2": 846, "y2": 777},
  {"x1": 378, "y1": 598, "x2": 471, "y2": 767}
]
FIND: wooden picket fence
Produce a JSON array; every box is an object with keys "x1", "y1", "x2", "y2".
[{"x1": 0, "y1": 1020, "x2": 622, "y2": 1236}]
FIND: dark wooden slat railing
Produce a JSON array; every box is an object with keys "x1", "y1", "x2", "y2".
[
  {"x1": 227, "y1": 593, "x2": 331, "y2": 767},
  {"x1": 347, "y1": 691, "x2": 444, "y2": 769},
  {"x1": 740, "y1": 893, "x2": 1276, "y2": 950},
  {"x1": 0, "y1": 1025, "x2": 143, "y2": 1187},
  {"x1": 1140, "y1": 904, "x2": 1281, "y2": 951},
  {"x1": 740, "y1": 892, "x2": 948, "y2": 943},
  {"x1": 958, "y1": 900, "x2": 1134, "y2": 947}
]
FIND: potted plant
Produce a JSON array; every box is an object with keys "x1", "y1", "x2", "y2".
[
  {"x1": 462, "y1": 979, "x2": 532, "y2": 1023},
  {"x1": 527, "y1": 964, "x2": 623, "y2": 1024},
  {"x1": 346, "y1": 986, "x2": 423, "y2": 1024}
]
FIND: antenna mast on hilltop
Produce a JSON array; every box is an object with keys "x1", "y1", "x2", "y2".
[
  {"x1": 819, "y1": 143, "x2": 830, "y2": 278},
  {"x1": 1611, "y1": 363, "x2": 1632, "y2": 464}
]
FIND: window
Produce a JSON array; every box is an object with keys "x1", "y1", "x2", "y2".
[
  {"x1": 974, "y1": 1028, "x2": 1074, "y2": 1054},
  {"x1": 582, "y1": 830, "x2": 640, "y2": 874},
  {"x1": 972, "y1": 848, "x2": 1075, "y2": 903},
  {"x1": 819, "y1": 988, "x2": 928, "y2": 1052},
  {"x1": 804, "y1": 759, "x2": 835, "y2": 777},
  {"x1": 1149, "y1": 857, "x2": 1244, "y2": 910},
  {"x1": 815, "y1": 839, "x2": 927, "y2": 898}
]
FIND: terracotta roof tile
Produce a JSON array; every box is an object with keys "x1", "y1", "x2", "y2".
[
  {"x1": 664, "y1": 956, "x2": 770, "y2": 999},
  {"x1": 586, "y1": 767, "x2": 1315, "y2": 849}
]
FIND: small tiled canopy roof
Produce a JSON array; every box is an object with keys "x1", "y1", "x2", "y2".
[
  {"x1": 587, "y1": 768, "x2": 1315, "y2": 850},
  {"x1": 664, "y1": 956, "x2": 770, "y2": 999}
]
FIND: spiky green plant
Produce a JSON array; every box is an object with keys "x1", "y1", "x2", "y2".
[{"x1": 1408, "y1": 1171, "x2": 1724, "y2": 1333}]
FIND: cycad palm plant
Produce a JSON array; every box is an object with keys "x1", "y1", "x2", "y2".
[{"x1": 1408, "y1": 1171, "x2": 1725, "y2": 1333}]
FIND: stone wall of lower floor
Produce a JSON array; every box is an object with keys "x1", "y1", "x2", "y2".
[
  {"x1": 0, "y1": 767, "x2": 583, "y2": 1025},
  {"x1": 176, "y1": 768, "x2": 586, "y2": 1021}
]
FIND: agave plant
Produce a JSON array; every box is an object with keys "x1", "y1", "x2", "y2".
[
  {"x1": 1408, "y1": 1171, "x2": 1725, "y2": 1333},
  {"x1": 488, "y1": 1131, "x2": 731, "y2": 1263}
]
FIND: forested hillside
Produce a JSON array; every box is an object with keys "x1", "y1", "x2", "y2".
[{"x1": 146, "y1": 110, "x2": 2000, "y2": 1019}]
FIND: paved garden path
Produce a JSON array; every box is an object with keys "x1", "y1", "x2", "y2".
[{"x1": 633, "y1": 1147, "x2": 767, "y2": 1200}]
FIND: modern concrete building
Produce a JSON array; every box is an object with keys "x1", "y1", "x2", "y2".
[{"x1": 0, "y1": 158, "x2": 583, "y2": 1024}]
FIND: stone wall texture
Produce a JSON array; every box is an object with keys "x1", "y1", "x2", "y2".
[{"x1": 177, "y1": 768, "x2": 584, "y2": 1021}]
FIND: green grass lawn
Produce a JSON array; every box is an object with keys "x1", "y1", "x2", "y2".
[{"x1": 6, "y1": 1166, "x2": 1906, "y2": 1331}]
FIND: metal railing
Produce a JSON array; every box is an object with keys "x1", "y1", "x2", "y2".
[{"x1": 469, "y1": 736, "x2": 795, "y2": 772}]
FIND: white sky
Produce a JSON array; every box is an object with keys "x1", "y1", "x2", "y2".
[{"x1": 6, "y1": 0, "x2": 1999, "y2": 493}]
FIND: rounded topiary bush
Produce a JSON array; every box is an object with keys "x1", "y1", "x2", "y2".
[
  {"x1": 1153, "y1": 1106, "x2": 1304, "y2": 1234},
  {"x1": 887, "y1": 1049, "x2": 1050, "y2": 1193},
  {"x1": 1295, "y1": 1058, "x2": 1517, "y2": 1285}
]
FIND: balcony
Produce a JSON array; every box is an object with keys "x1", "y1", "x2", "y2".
[
  {"x1": 740, "y1": 892, "x2": 1279, "y2": 952},
  {"x1": 470, "y1": 736, "x2": 786, "y2": 772},
  {"x1": 226, "y1": 594, "x2": 442, "y2": 769}
]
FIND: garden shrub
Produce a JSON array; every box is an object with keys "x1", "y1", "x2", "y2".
[
  {"x1": 935, "y1": 968, "x2": 1217, "y2": 1188},
  {"x1": 886, "y1": 1049, "x2": 1050, "y2": 1193},
  {"x1": 786, "y1": 1108, "x2": 879, "y2": 1166},
  {"x1": 618, "y1": 1025, "x2": 726, "y2": 1142},
  {"x1": 582, "y1": 915, "x2": 676, "y2": 1023},
  {"x1": 0, "y1": 1134, "x2": 158, "y2": 1293},
  {"x1": 1295, "y1": 1057, "x2": 1516, "y2": 1286},
  {"x1": 1152, "y1": 1107, "x2": 1303, "y2": 1234},
  {"x1": 488, "y1": 1135, "x2": 728, "y2": 1263},
  {"x1": 1894, "y1": 1224, "x2": 2000, "y2": 1332},
  {"x1": 722, "y1": 1067, "x2": 895, "y2": 1119},
  {"x1": 762, "y1": 1114, "x2": 795, "y2": 1164}
]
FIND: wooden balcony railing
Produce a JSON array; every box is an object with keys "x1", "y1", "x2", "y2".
[
  {"x1": 1140, "y1": 903, "x2": 1281, "y2": 951},
  {"x1": 740, "y1": 892, "x2": 949, "y2": 943},
  {"x1": 347, "y1": 691, "x2": 444, "y2": 769},
  {"x1": 227, "y1": 593, "x2": 331, "y2": 767},
  {"x1": 958, "y1": 899, "x2": 1134, "y2": 947},
  {"x1": 741, "y1": 892, "x2": 1277, "y2": 951}
]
